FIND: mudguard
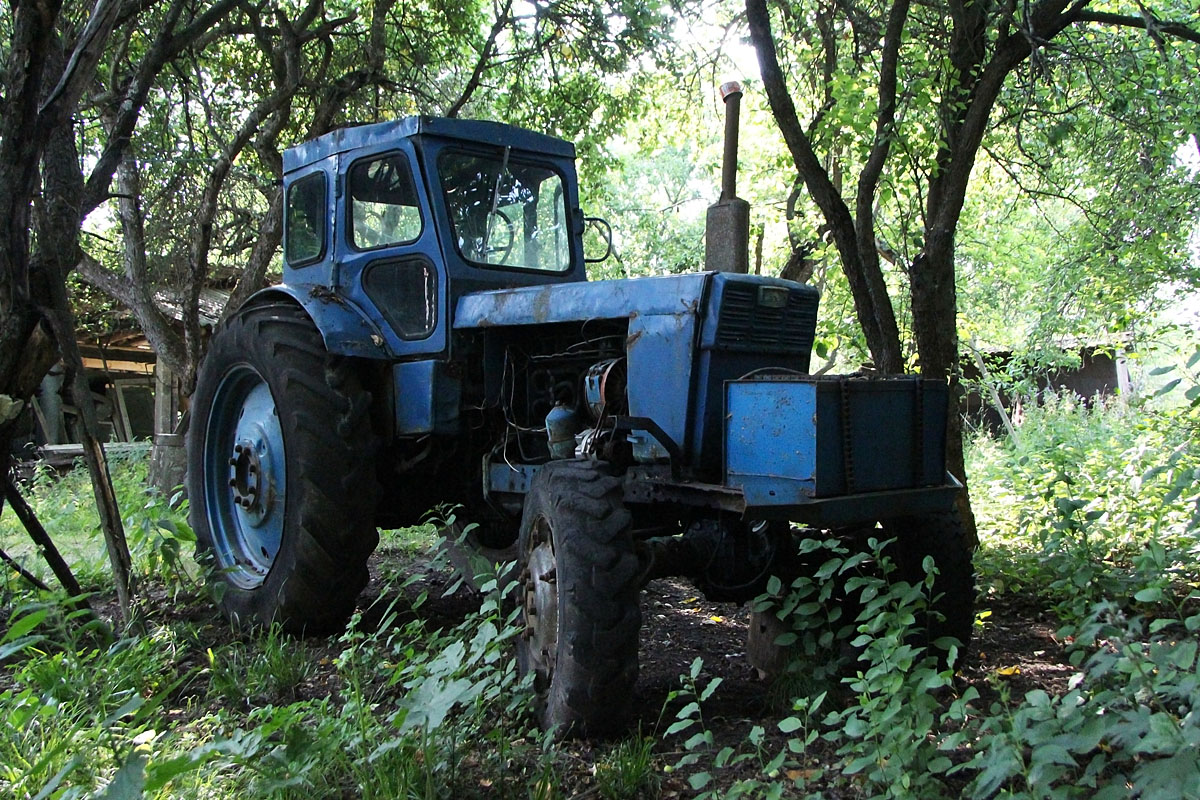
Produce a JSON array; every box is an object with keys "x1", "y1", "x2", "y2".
[{"x1": 243, "y1": 285, "x2": 395, "y2": 360}]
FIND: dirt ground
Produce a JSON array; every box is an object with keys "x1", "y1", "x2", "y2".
[{"x1": 347, "y1": 545, "x2": 1077, "y2": 798}]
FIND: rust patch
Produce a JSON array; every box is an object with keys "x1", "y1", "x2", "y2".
[
  {"x1": 625, "y1": 329, "x2": 644, "y2": 349},
  {"x1": 308, "y1": 285, "x2": 345, "y2": 306},
  {"x1": 531, "y1": 288, "x2": 552, "y2": 323}
]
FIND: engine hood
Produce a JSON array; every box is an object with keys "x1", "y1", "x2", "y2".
[{"x1": 453, "y1": 272, "x2": 714, "y2": 329}]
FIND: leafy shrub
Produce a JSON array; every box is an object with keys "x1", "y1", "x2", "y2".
[
  {"x1": 961, "y1": 594, "x2": 1200, "y2": 799},
  {"x1": 970, "y1": 390, "x2": 1200, "y2": 621},
  {"x1": 665, "y1": 536, "x2": 974, "y2": 799}
]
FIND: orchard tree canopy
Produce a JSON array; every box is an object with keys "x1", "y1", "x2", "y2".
[
  {"x1": 743, "y1": 0, "x2": 1200, "y2": 502},
  {"x1": 0, "y1": 0, "x2": 675, "y2": 456},
  {"x1": 746, "y1": 0, "x2": 1199, "y2": 376}
]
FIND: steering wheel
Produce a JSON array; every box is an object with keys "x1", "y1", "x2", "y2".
[{"x1": 482, "y1": 208, "x2": 515, "y2": 263}]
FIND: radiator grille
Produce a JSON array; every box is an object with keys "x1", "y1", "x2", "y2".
[{"x1": 715, "y1": 282, "x2": 818, "y2": 352}]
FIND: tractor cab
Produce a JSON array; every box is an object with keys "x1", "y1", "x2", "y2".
[{"x1": 276, "y1": 117, "x2": 587, "y2": 360}]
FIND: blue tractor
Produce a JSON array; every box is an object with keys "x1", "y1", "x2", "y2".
[{"x1": 187, "y1": 104, "x2": 973, "y2": 735}]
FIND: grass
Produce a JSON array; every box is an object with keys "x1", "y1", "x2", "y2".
[
  {"x1": 2, "y1": 383, "x2": 1199, "y2": 799},
  {"x1": 968, "y1": 391, "x2": 1200, "y2": 618},
  {"x1": 1, "y1": 453, "x2": 196, "y2": 593}
]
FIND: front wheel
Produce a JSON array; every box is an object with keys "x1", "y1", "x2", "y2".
[
  {"x1": 187, "y1": 302, "x2": 380, "y2": 633},
  {"x1": 516, "y1": 460, "x2": 641, "y2": 737}
]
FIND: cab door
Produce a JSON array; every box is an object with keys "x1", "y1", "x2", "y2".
[{"x1": 333, "y1": 140, "x2": 448, "y2": 359}]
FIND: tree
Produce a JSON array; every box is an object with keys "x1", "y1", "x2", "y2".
[
  {"x1": 0, "y1": 0, "x2": 239, "y2": 621},
  {"x1": 74, "y1": 0, "x2": 673, "y2": 398},
  {"x1": 744, "y1": 0, "x2": 1200, "y2": 534},
  {"x1": 0, "y1": 0, "x2": 671, "y2": 610}
]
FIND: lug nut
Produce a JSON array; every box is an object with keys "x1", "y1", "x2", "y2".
[
  {"x1": 522, "y1": 626, "x2": 535, "y2": 639},
  {"x1": 228, "y1": 458, "x2": 238, "y2": 466},
  {"x1": 228, "y1": 478, "x2": 237, "y2": 487},
  {"x1": 234, "y1": 444, "x2": 243, "y2": 454},
  {"x1": 248, "y1": 464, "x2": 257, "y2": 474},
  {"x1": 541, "y1": 568, "x2": 557, "y2": 584}
]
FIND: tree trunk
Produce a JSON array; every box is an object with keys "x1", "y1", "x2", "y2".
[{"x1": 745, "y1": 0, "x2": 904, "y2": 374}]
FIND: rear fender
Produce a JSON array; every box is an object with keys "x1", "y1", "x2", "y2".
[{"x1": 244, "y1": 285, "x2": 394, "y2": 360}]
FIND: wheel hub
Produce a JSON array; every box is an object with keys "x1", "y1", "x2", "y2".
[
  {"x1": 227, "y1": 434, "x2": 274, "y2": 526},
  {"x1": 522, "y1": 520, "x2": 559, "y2": 687},
  {"x1": 203, "y1": 367, "x2": 286, "y2": 588}
]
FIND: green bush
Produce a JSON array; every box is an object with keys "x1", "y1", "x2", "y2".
[
  {"x1": 970, "y1": 391, "x2": 1200, "y2": 621},
  {"x1": 1, "y1": 453, "x2": 198, "y2": 597}
]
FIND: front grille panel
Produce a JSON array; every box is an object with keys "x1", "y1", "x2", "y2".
[{"x1": 715, "y1": 282, "x2": 818, "y2": 353}]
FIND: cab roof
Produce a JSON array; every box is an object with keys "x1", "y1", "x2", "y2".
[{"x1": 282, "y1": 116, "x2": 577, "y2": 173}]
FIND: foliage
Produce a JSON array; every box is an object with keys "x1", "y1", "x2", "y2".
[
  {"x1": 0, "y1": 547, "x2": 535, "y2": 798},
  {"x1": 4, "y1": 392, "x2": 1200, "y2": 797},
  {"x1": 961, "y1": 598, "x2": 1200, "y2": 799},
  {"x1": 206, "y1": 624, "x2": 315, "y2": 708},
  {"x1": 594, "y1": 731, "x2": 660, "y2": 799},
  {"x1": 969, "y1": 385, "x2": 1200, "y2": 619},
  {"x1": 1, "y1": 452, "x2": 198, "y2": 596},
  {"x1": 647, "y1": 387, "x2": 1199, "y2": 798}
]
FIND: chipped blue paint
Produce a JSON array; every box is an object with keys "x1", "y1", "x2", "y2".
[{"x1": 724, "y1": 380, "x2": 818, "y2": 506}]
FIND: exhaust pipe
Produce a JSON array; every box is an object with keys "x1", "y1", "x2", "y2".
[{"x1": 705, "y1": 81, "x2": 751, "y2": 274}]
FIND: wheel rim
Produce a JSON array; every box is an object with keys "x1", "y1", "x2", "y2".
[
  {"x1": 522, "y1": 516, "x2": 559, "y2": 693},
  {"x1": 201, "y1": 364, "x2": 287, "y2": 589}
]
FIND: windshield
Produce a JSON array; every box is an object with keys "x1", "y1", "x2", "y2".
[{"x1": 439, "y1": 151, "x2": 571, "y2": 272}]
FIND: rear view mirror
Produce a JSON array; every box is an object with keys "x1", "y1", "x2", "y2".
[{"x1": 583, "y1": 216, "x2": 613, "y2": 263}]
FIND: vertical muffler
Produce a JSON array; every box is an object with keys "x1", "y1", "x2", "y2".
[{"x1": 704, "y1": 81, "x2": 751, "y2": 274}]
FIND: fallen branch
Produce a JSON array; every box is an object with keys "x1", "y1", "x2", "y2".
[
  {"x1": 0, "y1": 545, "x2": 51, "y2": 592},
  {"x1": 3, "y1": 475, "x2": 91, "y2": 603}
]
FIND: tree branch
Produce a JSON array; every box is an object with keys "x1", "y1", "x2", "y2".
[
  {"x1": 38, "y1": 0, "x2": 122, "y2": 123},
  {"x1": 1077, "y1": 10, "x2": 1200, "y2": 45},
  {"x1": 3, "y1": 476, "x2": 89, "y2": 601},
  {"x1": 80, "y1": 0, "x2": 240, "y2": 216},
  {"x1": 746, "y1": 0, "x2": 904, "y2": 372},
  {"x1": 446, "y1": 0, "x2": 513, "y2": 118}
]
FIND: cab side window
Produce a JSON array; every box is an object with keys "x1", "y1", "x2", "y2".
[
  {"x1": 285, "y1": 173, "x2": 327, "y2": 266},
  {"x1": 349, "y1": 153, "x2": 423, "y2": 250}
]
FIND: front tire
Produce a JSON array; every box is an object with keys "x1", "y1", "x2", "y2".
[
  {"x1": 516, "y1": 460, "x2": 641, "y2": 737},
  {"x1": 187, "y1": 302, "x2": 380, "y2": 633}
]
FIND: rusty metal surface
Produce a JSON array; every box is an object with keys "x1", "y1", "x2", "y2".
[
  {"x1": 452, "y1": 273, "x2": 712, "y2": 329},
  {"x1": 623, "y1": 464, "x2": 960, "y2": 526},
  {"x1": 724, "y1": 380, "x2": 818, "y2": 505},
  {"x1": 623, "y1": 466, "x2": 746, "y2": 514}
]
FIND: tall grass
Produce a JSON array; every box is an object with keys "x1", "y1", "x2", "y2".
[
  {"x1": 969, "y1": 391, "x2": 1200, "y2": 619},
  {"x1": 1, "y1": 453, "x2": 195, "y2": 594}
]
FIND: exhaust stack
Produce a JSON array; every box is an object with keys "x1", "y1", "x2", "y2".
[{"x1": 704, "y1": 82, "x2": 751, "y2": 274}]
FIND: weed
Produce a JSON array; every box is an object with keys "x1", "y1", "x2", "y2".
[
  {"x1": 595, "y1": 731, "x2": 660, "y2": 799},
  {"x1": 207, "y1": 624, "x2": 315, "y2": 707}
]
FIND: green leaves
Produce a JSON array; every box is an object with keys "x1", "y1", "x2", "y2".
[{"x1": 0, "y1": 606, "x2": 49, "y2": 660}]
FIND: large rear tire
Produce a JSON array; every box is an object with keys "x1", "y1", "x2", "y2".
[
  {"x1": 516, "y1": 460, "x2": 641, "y2": 737},
  {"x1": 881, "y1": 511, "x2": 975, "y2": 652},
  {"x1": 187, "y1": 302, "x2": 380, "y2": 633}
]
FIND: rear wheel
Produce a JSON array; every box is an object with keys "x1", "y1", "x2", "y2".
[
  {"x1": 516, "y1": 460, "x2": 641, "y2": 737},
  {"x1": 881, "y1": 511, "x2": 975, "y2": 652},
  {"x1": 187, "y1": 302, "x2": 380, "y2": 633}
]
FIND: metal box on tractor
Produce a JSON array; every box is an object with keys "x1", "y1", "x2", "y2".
[{"x1": 187, "y1": 91, "x2": 974, "y2": 736}]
